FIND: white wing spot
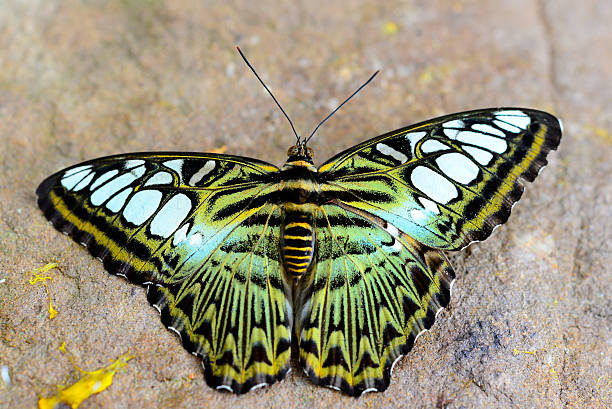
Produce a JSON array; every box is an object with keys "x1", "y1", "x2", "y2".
[
  {"x1": 376, "y1": 143, "x2": 408, "y2": 163},
  {"x1": 188, "y1": 160, "x2": 216, "y2": 186},
  {"x1": 421, "y1": 139, "x2": 449, "y2": 153},
  {"x1": 124, "y1": 164, "x2": 145, "y2": 178},
  {"x1": 455, "y1": 131, "x2": 507, "y2": 154},
  {"x1": 163, "y1": 159, "x2": 184, "y2": 174},
  {"x1": 106, "y1": 187, "x2": 132, "y2": 213},
  {"x1": 90, "y1": 167, "x2": 145, "y2": 206},
  {"x1": 495, "y1": 110, "x2": 531, "y2": 129},
  {"x1": 493, "y1": 119, "x2": 519, "y2": 133},
  {"x1": 443, "y1": 128, "x2": 460, "y2": 139},
  {"x1": 172, "y1": 223, "x2": 190, "y2": 246},
  {"x1": 443, "y1": 119, "x2": 464, "y2": 128},
  {"x1": 144, "y1": 171, "x2": 173, "y2": 186},
  {"x1": 150, "y1": 194, "x2": 192, "y2": 238},
  {"x1": 472, "y1": 123, "x2": 506, "y2": 138},
  {"x1": 123, "y1": 190, "x2": 163, "y2": 225},
  {"x1": 125, "y1": 159, "x2": 145, "y2": 169},
  {"x1": 442, "y1": 119, "x2": 464, "y2": 139},
  {"x1": 62, "y1": 165, "x2": 92, "y2": 178},
  {"x1": 410, "y1": 166, "x2": 458, "y2": 204},
  {"x1": 436, "y1": 152, "x2": 480, "y2": 184},
  {"x1": 463, "y1": 145, "x2": 494, "y2": 166},
  {"x1": 90, "y1": 170, "x2": 119, "y2": 191},
  {"x1": 405, "y1": 131, "x2": 427, "y2": 155},
  {"x1": 72, "y1": 171, "x2": 95, "y2": 191},
  {"x1": 418, "y1": 197, "x2": 439, "y2": 214},
  {"x1": 61, "y1": 169, "x2": 93, "y2": 190}
]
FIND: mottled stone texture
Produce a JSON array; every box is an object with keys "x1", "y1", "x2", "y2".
[{"x1": 0, "y1": 1, "x2": 610, "y2": 408}]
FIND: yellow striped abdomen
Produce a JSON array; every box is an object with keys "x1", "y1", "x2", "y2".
[{"x1": 281, "y1": 209, "x2": 315, "y2": 277}]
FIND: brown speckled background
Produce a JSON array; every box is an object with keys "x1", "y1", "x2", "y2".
[{"x1": 1, "y1": 1, "x2": 610, "y2": 408}]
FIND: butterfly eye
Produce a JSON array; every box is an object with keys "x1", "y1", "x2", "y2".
[
  {"x1": 287, "y1": 146, "x2": 299, "y2": 156},
  {"x1": 306, "y1": 147, "x2": 314, "y2": 159}
]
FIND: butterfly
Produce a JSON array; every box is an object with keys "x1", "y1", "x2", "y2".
[{"x1": 36, "y1": 51, "x2": 562, "y2": 396}]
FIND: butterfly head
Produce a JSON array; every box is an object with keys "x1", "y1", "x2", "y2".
[{"x1": 287, "y1": 143, "x2": 314, "y2": 163}]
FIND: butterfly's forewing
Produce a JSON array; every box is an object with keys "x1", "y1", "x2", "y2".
[
  {"x1": 296, "y1": 204, "x2": 455, "y2": 396},
  {"x1": 318, "y1": 108, "x2": 562, "y2": 250},
  {"x1": 36, "y1": 153, "x2": 293, "y2": 393}
]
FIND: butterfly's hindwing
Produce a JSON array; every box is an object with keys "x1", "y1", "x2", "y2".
[
  {"x1": 296, "y1": 204, "x2": 455, "y2": 396},
  {"x1": 37, "y1": 153, "x2": 294, "y2": 393},
  {"x1": 319, "y1": 108, "x2": 562, "y2": 250},
  {"x1": 147, "y1": 203, "x2": 293, "y2": 393}
]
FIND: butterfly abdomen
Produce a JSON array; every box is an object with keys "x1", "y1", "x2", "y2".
[{"x1": 281, "y1": 208, "x2": 315, "y2": 277}]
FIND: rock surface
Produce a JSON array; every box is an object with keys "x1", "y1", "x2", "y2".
[{"x1": 0, "y1": 1, "x2": 610, "y2": 408}]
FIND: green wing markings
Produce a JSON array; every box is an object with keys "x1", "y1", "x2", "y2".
[
  {"x1": 37, "y1": 153, "x2": 293, "y2": 392},
  {"x1": 296, "y1": 204, "x2": 455, "y2": 396},
  {"x1": 148, "y1": 203, "x2": 292, "y2": 393},
  {"x1": 318, "y1": 108, "x2": 562, "y2": 250}
]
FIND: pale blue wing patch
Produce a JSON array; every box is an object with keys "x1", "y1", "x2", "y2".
[{"x1": 123, "y1": 190, "x2": 163, "y2": 226}]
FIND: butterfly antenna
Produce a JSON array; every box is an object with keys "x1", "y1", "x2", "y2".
[
  {"x1": 236, "y1": 46, "x2": 301, "y2": 144},
  {"x1": 304, "y1": 70, "x2": 379, "y2": 144}
]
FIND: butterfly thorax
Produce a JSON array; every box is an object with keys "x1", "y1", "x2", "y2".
[{"x1": 279, "y1": 154, "x2": 319, "y2": 277}]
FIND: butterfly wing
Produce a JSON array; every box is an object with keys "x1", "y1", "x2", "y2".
[
  {"x1": 318, "y1": 108, "x2": 562, "y2": 250},
  {"x1": 36, "y1": 153, "x2": 292, "y2": 393},
  {"x1": 298, "y1": 108, "x2": 561, "y2": 395},
  {"x1": 296, "y1": 204, "x2": 455, "y2": 396}
]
